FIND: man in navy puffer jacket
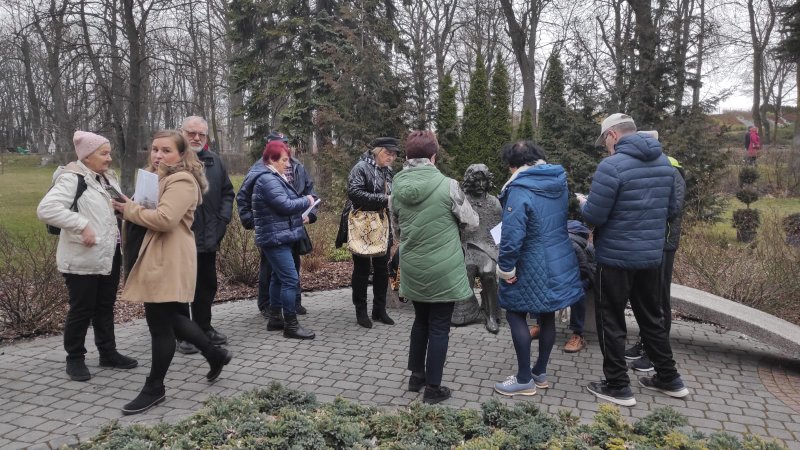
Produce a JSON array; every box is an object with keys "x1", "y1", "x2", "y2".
[{"x1": 580, "y1": 113, "x2": 689, "y2": 407}]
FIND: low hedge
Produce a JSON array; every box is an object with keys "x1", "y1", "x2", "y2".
[{"x1": 79, "y1": 383, "x2": 786, "y2": 449}]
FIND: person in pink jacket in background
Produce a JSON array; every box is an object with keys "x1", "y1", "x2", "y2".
[{"x1": 744, "y1": 126, "x2": 761, "y2": 165}]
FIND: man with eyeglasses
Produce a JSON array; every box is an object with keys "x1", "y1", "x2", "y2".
[
  {"x1": 176, "y1": 116, "x2": 235, "y2": 354},
  {"x1": 578, "y1": 113, "x2": 688, "y2": 407}
]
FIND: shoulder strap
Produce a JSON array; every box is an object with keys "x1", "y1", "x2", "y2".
[{"x1": 70, "y1": 175, "x2": 87, "y2": 212}]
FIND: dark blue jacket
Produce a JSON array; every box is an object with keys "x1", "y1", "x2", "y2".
[
  {"x1": 568, "y1": 220, "x2": 595, "y2": 291},
  {"x1": 237, "y1": 158, "x2": 318, "y2": 230},
  {"x1": 581, "y1": 133, "x2": 678, "y2": 269},
  {"x1": 253, "y1": 169, "x2": 310, "y2": 248},
  {"x1": 192, "y1": 149, "x2": 234, "y2": 253},
  {"x1": 497, "y1": 164, "x2": 584, "y2": 314}
]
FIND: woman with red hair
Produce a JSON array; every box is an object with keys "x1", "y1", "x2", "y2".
[{"x1": 252, "y1": 141, "x2": 318, "y2": 339}]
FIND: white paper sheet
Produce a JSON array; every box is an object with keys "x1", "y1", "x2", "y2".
[
  {"x1": 490, "y1": 222, "x2": 502, "y2": 245},
  {"x1": 133, "y1": 169, "x2": 159, "y2": 209},
  {"x1": 302, "y1": 198, "x2": 321, "y2": 218}
]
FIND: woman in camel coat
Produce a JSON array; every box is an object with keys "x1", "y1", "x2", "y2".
[{"x1": 113, "y1": 129, "x2": 232, "y2": 415}]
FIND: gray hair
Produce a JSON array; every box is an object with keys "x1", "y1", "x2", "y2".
[
  {"x1": 609, "y1": 122, "x2": 637, "y2": 134},
  {"x1": 182, "y1": 116, "x2": 208, "y2": 130}
]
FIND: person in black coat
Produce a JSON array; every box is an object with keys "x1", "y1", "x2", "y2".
[
  {"x1": 176, "y1": 116, "x2": 235, "y2": 355},
  {"x1": 343, "y1": 137, "x2": 399, "y2": 328}
]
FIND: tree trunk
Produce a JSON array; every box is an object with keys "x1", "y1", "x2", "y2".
[
  {"x1": 121, "y1": 0, "x2": 147, "y2": 193},
  {"x1": 691, "y1": 0, "x2": 705, "y2": 112},
  {"x1": 627, "y1": 0, "x2": 659, "y2": 128},
  {"x1": 795, "y1": 67, "x2": 800, "y2": 150},
  {"x1": 748, "y1": 0, "x2": 776, "y2": 140},
  {"x1": 19, "y1": 37, "x2": 45, "y2": 154},
  {"x1": 499, "y1": 0, "x2": 541, "y2": 130}
]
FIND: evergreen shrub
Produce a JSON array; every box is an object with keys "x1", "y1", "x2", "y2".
[{"x1": 78, "y1": 383, "x2": 788, "y2": 449}]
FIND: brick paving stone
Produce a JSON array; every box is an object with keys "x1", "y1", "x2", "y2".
[{"x1": 1, "y1": 290, "x2": 799, "y2": 448}]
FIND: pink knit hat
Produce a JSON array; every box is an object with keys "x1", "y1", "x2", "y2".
[{"x1": 73, "y1": 131, "x2": 110, "y2": 160}]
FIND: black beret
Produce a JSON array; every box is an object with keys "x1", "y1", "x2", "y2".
[{"x1": 370, "y1": 137, "x2": 400, "y2": 152}]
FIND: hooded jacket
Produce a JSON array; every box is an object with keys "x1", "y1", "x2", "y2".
[
  {"x1": 37, "y1": 161, "x2": 121, "y2": 275},
  {"x1": 391, "y1": 159, "x2": 478, "y2": 303},
  {"x1": 237, "y1": 157, "x2": 318, "y2": 230},
  {"x1": 252, "y1": 168, "x2": 310, "y2": 248},
  {"x1": 568, "y1": 220, "x2": 595, "y2": 291},
  {"x1": 496, "y1": 164, "x2": 583, "y2": 313},
  {"x1": 747, "y1": 128, "x2": 761, "y2": 157},
  {"x1": 581, "y1": 133, "x2": 678, "y2": 269}
]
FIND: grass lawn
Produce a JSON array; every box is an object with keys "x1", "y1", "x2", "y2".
[
  {"x1": 711, "y1": 196, "x2": 800, "y2": 240},
  {"x1": 0, "y1": 155, "x2": 54, "y2": 236}
]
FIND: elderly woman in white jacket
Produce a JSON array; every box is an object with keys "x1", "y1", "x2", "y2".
[{"x1": 37, "y1": 131, "x2": 137, "y2": 382}]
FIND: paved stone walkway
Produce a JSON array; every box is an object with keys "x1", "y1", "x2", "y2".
[{"x1": 1, "y1": 288, "x2": 799, "y2": 449}]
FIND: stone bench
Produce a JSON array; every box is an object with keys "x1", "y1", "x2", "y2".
[{"x1": 671, "y1": 283, "x2": 800, "y2": 359}]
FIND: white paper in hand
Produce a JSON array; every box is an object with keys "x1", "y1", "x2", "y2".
[
  {"x1": 490, "y1": 223, "x2": 502, "y2": 245},
  {"x1": 133, "y1": 169, "x2": 159, "y2": 209},
  {"x1": 302, "y1": 198, "x2": 321, "y2": 218}
]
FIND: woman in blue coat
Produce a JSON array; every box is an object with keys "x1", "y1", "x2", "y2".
[
  {"x1": 494, "y1": 141, "x2": 584, "y2": 396},
  {"x1": 253, "y1": 140, "x2": 317, "y2": 339}
]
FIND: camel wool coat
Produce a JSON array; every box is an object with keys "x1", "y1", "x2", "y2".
[{"x1": 121, "y1": 170, "x2": 202, "y2": 303}]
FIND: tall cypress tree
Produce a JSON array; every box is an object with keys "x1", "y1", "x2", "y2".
[
  {"x1": 456, "y1": 53, "x2": 491, "y2": 179},
  {"x1": 435, "y1": 73, "x2": 459, "y2": 177},
  {"x1": 516, "y1": 109, "x2": 535, "y2": 141},
  {"x1": 489, "y1": 56, "x2": 512, "y2": 167},
  {"x1": 538, "y1": 51, "x2": 570, "y2": 164}
]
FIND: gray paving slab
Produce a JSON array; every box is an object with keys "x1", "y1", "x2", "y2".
[{"x1": 0, "y1": 288, "x2": 798, "y2": 449}]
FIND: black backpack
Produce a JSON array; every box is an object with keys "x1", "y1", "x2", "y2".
[{"x1": 46, "y1": 175, "x2": 88, "y2": 235}]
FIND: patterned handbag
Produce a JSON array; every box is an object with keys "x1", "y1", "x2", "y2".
[{"x1": 347, "y1": 208, "x2": 389, "y2": 257}]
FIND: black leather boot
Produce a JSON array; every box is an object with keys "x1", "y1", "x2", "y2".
[
  {"x1": 266, "y1": 308, "x2": 284, "y2": 331},
  {"x1": 202, "y1": 346, "x2": 233, "y2": 382},
  {"x1": 122, "y1": 377, "x2": 166, "y2": 415},
  {"x1": 284, "y1": 313, "x2": 315, "y2": 339},
  {"x1": 371, "y1": 308, "x2": 395, "y2": 325},
  {"x1": 355, "y1": 304, "x2": 373, "y2": 328},
  {"x1": 66, "y1": 357, "x2": 91, "y2": 381}
]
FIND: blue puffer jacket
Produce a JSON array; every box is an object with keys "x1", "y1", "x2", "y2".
[
  {"x1": 581, "y1": 133, "x2": 677, "y2": 269},
  {"x1": 253, "y1": 169, "x2": 310, "y2": 248},
  {"x1": 497, "y1": 164, "x2": 584, "y2": 314}
]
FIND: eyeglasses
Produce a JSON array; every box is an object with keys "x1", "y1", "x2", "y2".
[{"x1": 182, "y1": 129, "x2": 208, "y2": 139}]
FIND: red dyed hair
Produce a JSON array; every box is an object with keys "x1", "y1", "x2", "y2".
[{"x1": 263, "y1": 140, "x2": 290, "y2": 163}]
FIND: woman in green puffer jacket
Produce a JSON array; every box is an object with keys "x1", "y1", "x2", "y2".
[{"x1": 390, "y1": 130, "x2": 478, "y2": 405}]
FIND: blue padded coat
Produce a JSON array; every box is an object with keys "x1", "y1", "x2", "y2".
[
  {"x1": 581, "y1": 133, "x2": 678, "y2": 269},
  {"x1": 253, "y1": 169, "x2": 310, "y2": 248},
  {"x1": 497, "y1": 164, "x2": 584, "y2": 314}
]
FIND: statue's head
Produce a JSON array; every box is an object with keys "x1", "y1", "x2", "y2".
[{"x1": 462, "y1": 164, "x2": 493, "y2": 195}]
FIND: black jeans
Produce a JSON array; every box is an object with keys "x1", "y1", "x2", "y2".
[
  {"x1": 595, "y1": 265, "x2": 679, "y2": 388},
  {"x1": 257, "y1": 247, "x2": 302, "y2": 312},
  {"x1": 351, "y1": 253, "x2": 389, "y2": 311},
  {"x1": 145, "y1": 302, "x2": 213, "y2": 382},
  {"x1": 408, "y1": 301, "x2": 455, "y2": 386},
  {"x1": 637, "y1": 250, "x2": 676, "y2": 340},
  {"x1": 180, "y1": 252, "x2": 217, "y2": 331},
  {"x1": 62, "y1": 247, "x2": 121, "y2": 360}
]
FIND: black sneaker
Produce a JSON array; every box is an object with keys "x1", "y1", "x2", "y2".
[
  {"x1": 630, "y1": 355, "x2": 654, "y2": 373},
  {"x1": 639, "y1": 375, "x2": 689, "y2": 398},
  {"x1": 587, "y1": 380, "x2": 636, "y2": 407},
  {"x1": 176, "y1": 340, "x2": 199, "y2": 355},
  {"x1": 259, "y1": 309, "x2": 270, "y2": 319},
  {"x1": 423, "y1": 385, "x2": 451, "y2": 404},
  {"x1": 408, "y1": 373, "x2": 426, "y2": 392},
  {"x1": 296, "y1": 304, "x2": 308, "y2": 315},
  {"x1": 625, "y1": 340, "x2": 644, "y2": 360},
  {"x1": 66, "y1": 358, "x2": 91, "y2": 382},
  {"x1": 99, "y1": 352, "x2": 138, "y2": 369},
  {"x1": 205, "y1": 328, "x2": 228, "y2": 346}
]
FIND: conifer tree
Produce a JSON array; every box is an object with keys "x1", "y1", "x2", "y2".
[
  {"x1": 515, "y1": 109, "x2": 535, "y2": 141},
  {"x1": 538, "y1": 52, "x2": 570, "y2": 164},
  {"x1": 456, "y1": 53, "x2": 491, "y2": 179},
  {"x1": 489, "y1": 56, "x2": 512, "y2": 162},
  {"x1": 435, "y1": 73, "x2": 459, "y2": 177}
]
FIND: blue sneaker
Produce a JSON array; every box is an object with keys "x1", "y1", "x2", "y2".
[
  {"x1": 494, "y1": 376, "x2": 536, "y2": 396},
  {"x1": 587, "y1": 380, "x2": 636, "y2": 407},
  {"x1": 639, "y1": 375, "x2": 689, "y2": 398},
  {"x1": 531, "y1": 372, "x2": 549, "y2": 389}
]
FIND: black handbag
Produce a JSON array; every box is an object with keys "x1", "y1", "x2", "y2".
[{"x1": 294, "y1": 227, "x2": 313, "y2": 256}]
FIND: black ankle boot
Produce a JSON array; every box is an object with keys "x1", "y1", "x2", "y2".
[
  {"x1": 122, "y1": 377, "x2": 165, "y2": 415},
  {"x1": 284, "y1": 313, "x2": 315, "y2": 339},
  {"x1": 355, "y1": 305, "x2": 372, "y2": 328},
  {"x1": 371, "y1": 308, "x2": 395, "y2": 325},
  {"x1": 267, "y1": 308, "x2": 284, "y2": 331},
  {"x1": 66, "y1": 358, "x2": 91, "y2": 381},
  {"x1": 203, "y1": 346, "x2": 233, "y2": 382}
]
